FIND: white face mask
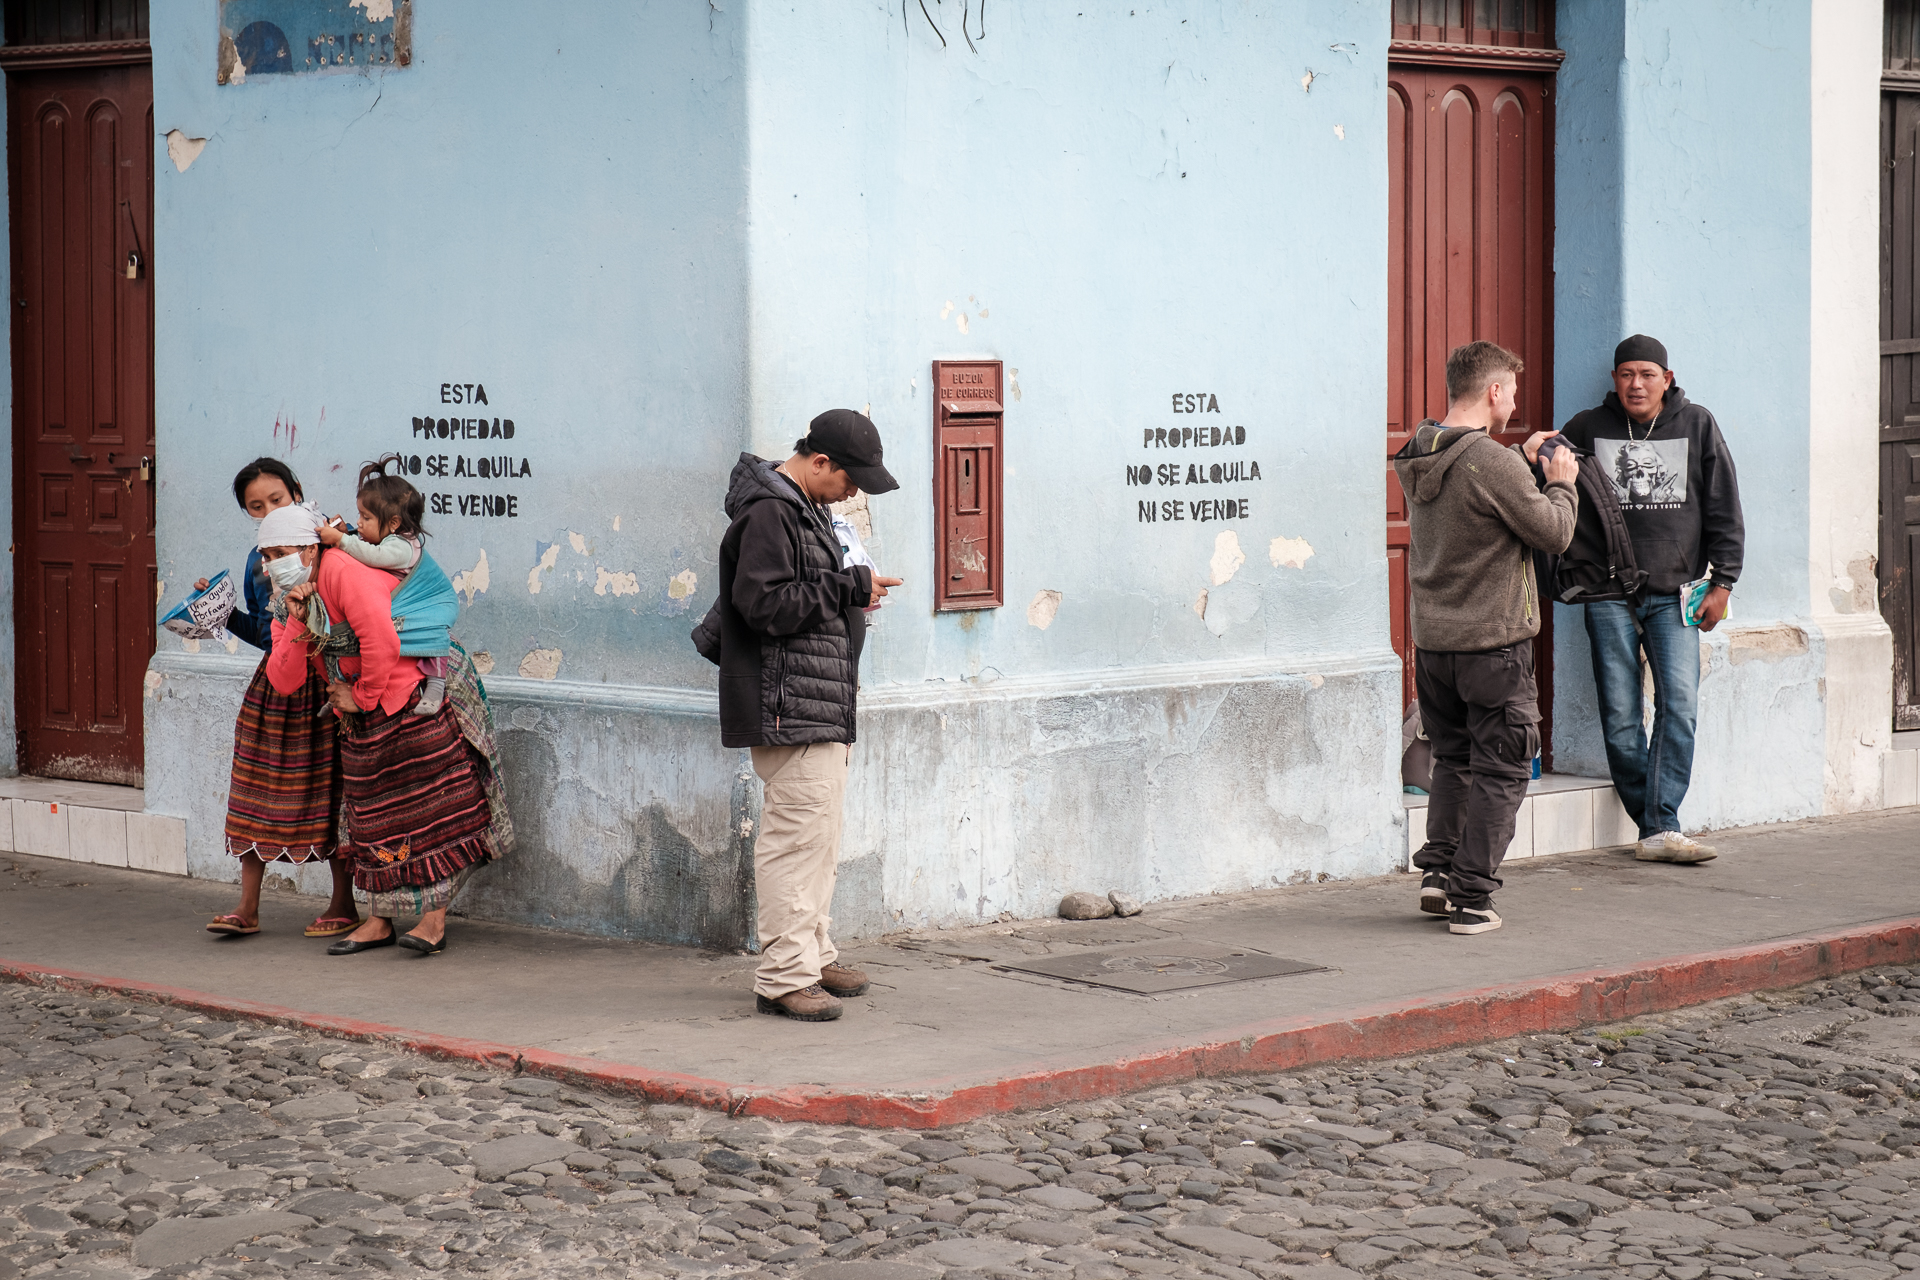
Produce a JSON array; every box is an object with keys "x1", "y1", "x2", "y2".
[{"x1": 265, "y1": 552, "x2": 310, "y2": 590}]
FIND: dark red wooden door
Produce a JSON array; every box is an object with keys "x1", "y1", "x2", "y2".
[
  {"x1": 1387, "y1": 59, "x2": 1555, "y2": 734},
  {"x1": 9, "y1": 61, "x2": 155, "y2": 785}
]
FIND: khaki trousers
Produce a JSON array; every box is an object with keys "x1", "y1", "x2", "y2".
[{"x1": 749, "y1": 742, "x2": 848, "y2": 998}]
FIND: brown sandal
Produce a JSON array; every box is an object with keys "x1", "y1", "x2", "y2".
[
  {"x1": 304, "y1": 915, "x2": 362, "y2": 939},
  {"x1": 206, "y1": 914, "x2": 259, "y2": 936}
]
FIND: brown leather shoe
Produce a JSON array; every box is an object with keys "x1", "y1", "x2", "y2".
[
  {"x1": 820, "y1": 962, "x2": 870, "y2": 997},
  {"x1": 754, "y1": 984, "x2": 843, "y2": 1021}
]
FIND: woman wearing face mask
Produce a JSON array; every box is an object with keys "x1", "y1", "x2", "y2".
[
  {"x1": 205, "y1": 459, "x2": 358, "y2": 940},
  {"x1": 258, "y1": 504, "x2": 506, "y2": 958}
]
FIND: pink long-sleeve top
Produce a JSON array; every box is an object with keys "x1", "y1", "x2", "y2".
[{"x1": 266, "y1": 548, "x2": 421, "y2": 715}]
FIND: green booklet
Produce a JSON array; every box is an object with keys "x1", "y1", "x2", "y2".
[{"x1": 1680, "y1": 576, "x2": 1723, "y2": 627}]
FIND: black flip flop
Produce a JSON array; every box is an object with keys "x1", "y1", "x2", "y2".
[{"x1": 397, "y1": 933, "x2": 446, "y2": 955}]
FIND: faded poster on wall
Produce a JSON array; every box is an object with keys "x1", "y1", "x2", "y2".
[{"x1": 218, "y1": 0, "x2": 412, "y2": 84}]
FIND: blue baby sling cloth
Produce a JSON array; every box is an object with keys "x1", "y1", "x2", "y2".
[{"x1": 295, "y1": 550, "x2": 458, "y2": 685}]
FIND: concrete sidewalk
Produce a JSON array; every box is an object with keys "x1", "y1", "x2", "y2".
[{"x1": 6, "y1": 806, "x2": 1920, "y2": 1128}]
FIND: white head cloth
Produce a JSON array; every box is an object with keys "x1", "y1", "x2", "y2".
[{"x1": 257, "y1": 503, "x2": 322, "y2": 549}]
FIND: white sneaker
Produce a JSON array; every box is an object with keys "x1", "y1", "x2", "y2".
[{"x1": 1636, "y1": 831, "x2": 1717, "y2": 863}]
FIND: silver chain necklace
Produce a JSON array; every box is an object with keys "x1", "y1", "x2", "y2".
[{"x1": 1627, "y1": 409, "x2": 1659, "y2": 442}]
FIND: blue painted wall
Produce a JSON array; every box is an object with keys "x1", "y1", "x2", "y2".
[
  {"x1": 1552, "y1": 0, "x2": 1816, "y2": 797},
  {"x1": 1553, "y1": 0, "x2": 1809, "y2": 621},
  {"x1": 137, "y1": 0, "x2": 1410, "y2": 941},
  {"x1": 151, "y1": 0, "x2": 748, "y2": 691},
  {"x1": 744, "y1": 1, "x2": 1393, "y2": 683}
]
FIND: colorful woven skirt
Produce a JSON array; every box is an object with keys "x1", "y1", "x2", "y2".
[
  {"x1": 224, "y1": 657, "x2": 341, "y2": 863},
  {"x1": 341, "y1": 689, "x2": 495, "y2": 897}
]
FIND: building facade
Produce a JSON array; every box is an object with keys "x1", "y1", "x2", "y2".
[{"x1": 0, "y1": 0, "x2": 1896, "y2": 949}]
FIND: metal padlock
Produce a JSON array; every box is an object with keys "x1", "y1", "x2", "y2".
[
  {"x1": 139, "y1": 456, "x2": 152, "y2": 482},
  {"x1": 125, "y1": 250, "x2": 142, "y2": 280}
]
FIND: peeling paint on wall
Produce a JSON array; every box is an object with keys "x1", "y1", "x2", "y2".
[
  {"x1": 594, "y1": 566, "x2": 641, "y2": 597},
  {"x1": 567, "y1": 530, "x2": 589, "y2": 556},
  {"x1": 1729, "y1": 625, "x2": 1811, "y2": 665},
  {"x1": 527, "y1": 542, "x2": 560, "y2": 594},
  {"x1": 1193, "y1": 589, "x2": 1208, "y2": 619},
  {"x1": 1269, "y1": 535, "x2": 1315, "y2": 569},
  {"x1": 165, "y1": 130, "x2": 208, "y2": 173},
  {"x1": 350, "y1": 0, "x2": 394, "y2": 19},
  {"x1": 1026, "y1": 589, "x2": 1061, "y2": 630},
  {"x1": 470, "y1": 651, "x2": 494, "y2": 675},
  {"x1": 1010, "y1": 368, "x2": 1022, "y2": 402},
  {"x1": 1830, "y1": 555, "x2": 1877, "y2": 614},
  {"x1": 830, "y1": 492, "x2": 873, "y2": 541},
  {"x1": 1209, "y1": 530, "x2": 1246, "y2": 586},
  {"x1": 1333, "y1": 124, "x2": 1346, "y2": 141},
  {"x1": 451, "y1": 549, "x2": 490, "y2": 604},
  {"x1": 518, "y1": 648, "x2": 562, "y2": 680},
  {"x1": 612, "y1": 515, "x2": 621, "y2": 532}
]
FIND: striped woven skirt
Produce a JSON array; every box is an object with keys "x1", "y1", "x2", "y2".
[
  {"x1": 341, "y1": 687, "x2": 495, "y2": 899},
  {"x1": 224, "y1": 657, "x2": 341, "y2": 864}
]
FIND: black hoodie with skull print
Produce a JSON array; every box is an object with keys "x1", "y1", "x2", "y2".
[{"x1": 1558, "y1": 385, "x2": 1744, "y2": 595}]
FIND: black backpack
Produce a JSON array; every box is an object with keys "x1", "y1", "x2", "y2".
[{"x1": 1534, "y1": 440, "x2": 1648, "y2": 610}]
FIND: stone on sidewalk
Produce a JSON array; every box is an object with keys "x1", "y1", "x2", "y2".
[
  {"x1": 133, "y1": 1210, "x2": 316, "y2": 1267},
  {"x1": 805, "y1": 1265, "x2": 937, "y2": 1280},
  {"x1": 1006, "y1": 1220, "x2": 1091, "y2": 1246},
  {"x1": 907, "y1": 1237, "x2": 1033, "y2": 1269},
  {"x1": 350, "y1": 1161, "x2": 469, "y2": 1199},
  {"x1": 942, "y1": 1156, "x2": 1041, "y2": 1191},
  {"x1": 1058, "y1": 891, "x2": 1115, "y2": 919},
  {"x1": 1159, "y1": 1226, "x2": 1282, "y2": 1263},
  {"x1": 272, "y1": 1090, "x2": 362, "y2": 1121},
  {"x1": 1022, "y1": 1184, "x2": 1104, "y2": 1211},
  {"x1": 467, "y1": 1132, "x2": 579, "y2": 1181}
]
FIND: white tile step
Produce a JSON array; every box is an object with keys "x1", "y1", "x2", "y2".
[
  {"x1": 0, "y1": 776, "x2": 185, "y2": 876},
  {"x1": 1402, "y1": 774, "x2": 1637, "y2": 868}
]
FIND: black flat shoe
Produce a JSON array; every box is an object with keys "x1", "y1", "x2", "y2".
[
  {"x1": 397, "y1": 933, "x2": 446, "y2": 955},
  {"x1": 327, "y1": 932, "x2": 397, "y2": 955}
]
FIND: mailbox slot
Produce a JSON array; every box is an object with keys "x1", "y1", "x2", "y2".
[{"x1": 932, "y1": 359, "x2": 1004, "y2": 611}]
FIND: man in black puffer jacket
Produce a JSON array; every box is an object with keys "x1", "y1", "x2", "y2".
[{"x1": 697, "y1": 409, "x2": 902, "y2": 1022}]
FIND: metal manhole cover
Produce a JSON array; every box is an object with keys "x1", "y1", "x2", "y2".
[{"x1": 997, "y1": 942, "x2": 1326, "y2": 994}]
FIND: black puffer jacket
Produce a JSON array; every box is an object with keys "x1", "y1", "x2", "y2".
[{"x1": 698, "y1": 454, "x2": 872, "y2": 748}]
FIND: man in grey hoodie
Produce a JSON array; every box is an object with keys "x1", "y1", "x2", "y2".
[{"x1": 1391, "y1": 341, "x2": 1579, "y2": 935}]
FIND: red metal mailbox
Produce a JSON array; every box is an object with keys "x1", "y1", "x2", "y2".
[{"x1": 932, "y1": 359, "x2": 1004, "y2": 611}]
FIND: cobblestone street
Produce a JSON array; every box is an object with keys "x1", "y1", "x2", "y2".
[{"x1": 10, "y1": 967, "x2": 1920, "y2": 1280}]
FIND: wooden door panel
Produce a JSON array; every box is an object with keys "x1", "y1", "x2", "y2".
[
  {"x1": 10, "y1": 61, "x2": 154, "y2": 784},
  {"x1": 1388, "y1": 61, "x2": 1555, "y2": 752},
  {"x1": 1881, "y1": 90, "x2": 1920, "y2": 730}
]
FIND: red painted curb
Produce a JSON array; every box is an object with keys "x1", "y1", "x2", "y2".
[{"x1": 6, "y1": 915, "x2": 1919, "y2": 1128}]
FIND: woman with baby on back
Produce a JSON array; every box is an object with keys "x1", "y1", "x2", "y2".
[{"x1": 259, "y1": 454, "x2": 513, "y2": 957}]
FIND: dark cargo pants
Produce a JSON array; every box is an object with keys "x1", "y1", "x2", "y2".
[{"x1": 1411, "y1": 643, "x2": 1541, "y2": 911}]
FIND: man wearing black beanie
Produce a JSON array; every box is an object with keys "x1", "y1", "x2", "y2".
[{"x1": 1527, "y1": 335, "x2": 1744, "y2": 865}]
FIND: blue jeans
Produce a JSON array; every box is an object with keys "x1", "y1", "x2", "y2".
[{"x1": 1583, "y1": 594, "x2": 1699, "y2": 839}]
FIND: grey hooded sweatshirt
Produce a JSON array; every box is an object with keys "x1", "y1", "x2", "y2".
[{"x1": 1390, "y1": 422, "x2": 1578, "y2": 653}]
